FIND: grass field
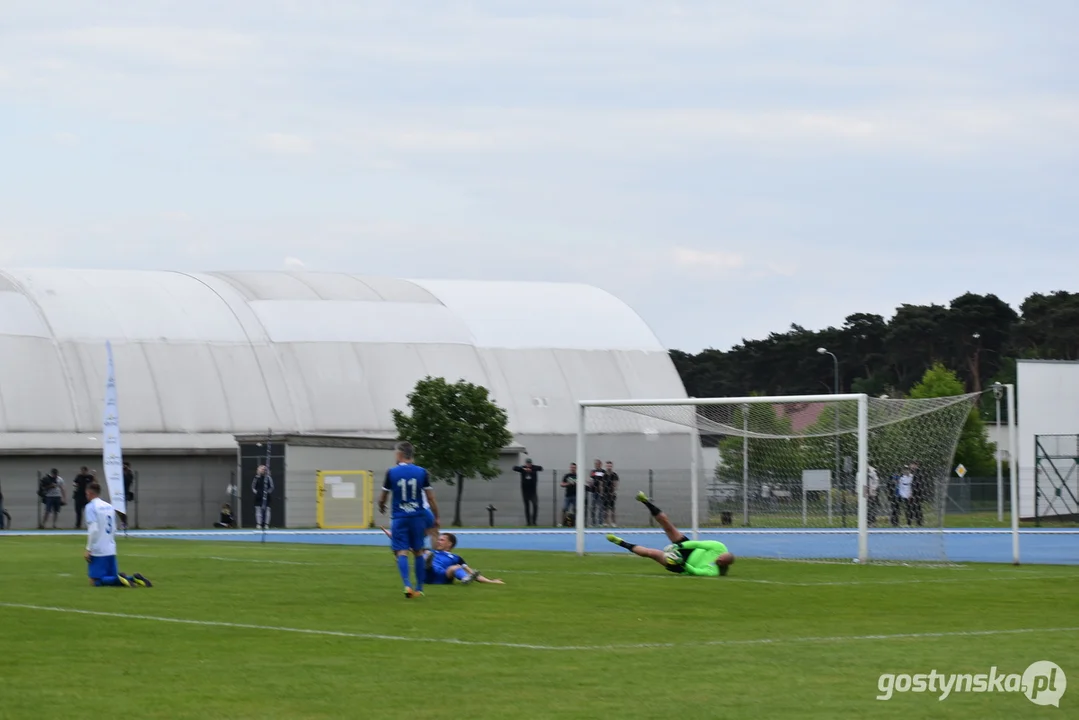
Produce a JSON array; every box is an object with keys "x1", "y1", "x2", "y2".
[{"x1": 2, "y1": 536, "x2": 1077, "y2": 719}]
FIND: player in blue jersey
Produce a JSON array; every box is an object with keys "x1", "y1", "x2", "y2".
[
  {"x1": 425, "y1": 532, "x2": 504, "y2": 585},
  {"x1": 377, "y1": 441, "x2": 440, "y2": 598}
]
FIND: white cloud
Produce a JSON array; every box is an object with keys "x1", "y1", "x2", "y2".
[
  {"x1": 283, "y1": 256, "x2": 306, "y2": 270},
  {"x1": 254, "y1": 132, "x2": 313, "y2": 154},
  {"x1": 0, "y1": 0, "x2": 1076, "y2": 354},
  {"x1": 672, "y1": 247, "x2": 745, "y2": 271},
  {"x1": 40, "y1": 26, "x2": 259, "y2": 70}
]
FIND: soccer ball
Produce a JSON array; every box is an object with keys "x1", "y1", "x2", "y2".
[{"x1": 663, "y1": 543, "x2": 683, "y2": 564}]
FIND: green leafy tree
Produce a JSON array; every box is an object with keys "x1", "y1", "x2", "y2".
[
  {"x1": 391, "y1": 376, "x2": 513, "y2": 527},
  {"x1": 908, "y1": 363, "x2": 997, "y2": 476},
  {"x1": 801, "y1": 402, "x2": 859, "y2": 481},
  {"x1": 716, "y1": 401, "x2": 803, "y2": 488}
]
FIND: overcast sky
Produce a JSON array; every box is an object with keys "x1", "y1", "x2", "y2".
[{"x1": 1, "y1": 1, "x2": 1076, "y2": 353}]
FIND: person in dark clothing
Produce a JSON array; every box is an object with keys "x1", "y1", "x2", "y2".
[
  {"x1": 602, "y1": 460, "x2": 620, "y2": 527},
  {"x1": 38, "y1": 469, "x2": 65, "y2": 529},
  {"x1": 252, "y1": 465, "x2": 275, "y2": 529},
  {"x1": 115, "y1": 461, "x2": 135, "y2": 530},
  {"x1": 72, "y1": 467, "x2": 95, "y2": 529},
  {"x1": 214, "y1": 503, "x2": 235, "y2": 528},
  {"x1": 560, "y1": 462, "x2": 578, "y2": 526},
  {"x1": 0, "y1": 479, "x2": 9, "y2": 529},
  {"x1": 512, "y1": 458, "x2": 543, "y2": 526},
  {"x1": 587, "y1": 460, "x2": 606, "y2": 527}
]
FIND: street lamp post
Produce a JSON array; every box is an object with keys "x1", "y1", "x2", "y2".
[{"x1": 818, "y1": 347, "x2": 843, "y2": 526}]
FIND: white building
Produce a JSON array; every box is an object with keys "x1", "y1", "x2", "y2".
[
  {"x1": 0, "y1": 268, "x2": 691, "y2": 528},
  {"x1": 1016, "y1": 359, "x2": 1079, "y2": 520}
]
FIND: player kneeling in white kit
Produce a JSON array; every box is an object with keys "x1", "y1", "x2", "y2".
[{"x1": 84, "y1": 481, "x2": 152, "y2": 587}]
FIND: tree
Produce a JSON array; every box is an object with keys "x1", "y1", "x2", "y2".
[
  {"x1": 391, "y1": 376, "x2": 513, "y2": 527},
  {"x1": 908, "y1": 363, "x2": 997, "y2": 477},
  {"x1": 715, "y1": 401, "x2": 803, "y2": 488},
  {"x1": 1015, "y1": 291, "x2": 1079, "y2": 360},
  {"x1": 945, "y1": 292, "x2": 1018, "y2": 393},
  {"x1": 884, "y1": 303, "x2": 952, "y2": 390}
]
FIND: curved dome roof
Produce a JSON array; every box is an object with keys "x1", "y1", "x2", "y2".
[{"x1": 0, "y1": 268, "x2": 686, "y2": 449}]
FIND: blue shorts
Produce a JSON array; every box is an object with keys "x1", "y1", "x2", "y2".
[
  {"x1": 88, "y1": 555, "x2": 118, "y2": 580},
  {"x1": 426, "y1": 564, "x2": 453, "y2": 584},
  {"x1": 423, "y1": 508, "x2": 436, "y2": 529},
  {"x1": 390, "y1": 515, "x2": 427, "y2": 552}
]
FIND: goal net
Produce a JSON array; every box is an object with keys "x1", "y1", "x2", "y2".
[{"x1": 575, "y1": 392, "x2": 983, "y2": 563}]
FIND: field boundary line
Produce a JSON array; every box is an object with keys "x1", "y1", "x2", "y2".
[
  {"x1": 2, "y1": 602, "x2": 1078, "y2": 652},
  {"x1": 117, "y1": 552, "x2": 1079, "y2": 585}
]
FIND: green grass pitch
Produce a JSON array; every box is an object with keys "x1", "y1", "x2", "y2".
[{"x1": 1, "y1": 536, "x2": 1077, "y2": 719}]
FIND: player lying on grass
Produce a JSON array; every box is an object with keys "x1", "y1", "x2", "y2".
[
  {"x1": 607, "y1": 492, "x2": 734, "y2": 576},
  {"x1": 378, "y1": 528, "x2": 504, "y2": 585},
  {"x1": 84, "y1": 481, "x2": 152, "y2": 587},
  {"x1": 425, "y1": 532, "x2": 505, "y2": 585}
]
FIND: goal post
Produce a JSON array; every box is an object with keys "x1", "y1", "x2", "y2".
[{"x1": 576, "y1": 391, "x2": 1002, "y2": 563}]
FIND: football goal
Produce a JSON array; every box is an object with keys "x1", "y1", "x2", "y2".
[{"x1": 574, "y1": 390, "x2": 1019, "y2": 564}]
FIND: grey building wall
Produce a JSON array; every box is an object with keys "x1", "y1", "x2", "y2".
[
  {"x1": 284, "y1": 444, "x2": 391, "y2": 527},
  {"x1": 0, "y1": 453, "x2": 236, "y2": 529},
  {"x1": 0, "y1": 431, "x2": 700, "y2": 530}
]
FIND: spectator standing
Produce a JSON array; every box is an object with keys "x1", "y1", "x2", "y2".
[
  {"x1": 866, "y1": 464, "x2": 880, "y2": 526},
  {"x1": 252, "y1": 464, "x2": 275, "y2": 529},
  {"x1": 602, "y1": 461, "x2": 620, "y2": 527},
  {"x1": 560, "y1": 462, "x2": 578, "y2": 526},
  {"x1": 587, "y1": 460, "x2": 606, "y2": 527},
  {"x1": 72, "y1": 466, "x2": 95, "y2": 529},
  {"x1": 512, "y1": 458, "x2": 543, "y2": 526},
  {"x1": 39, "y1": 468, "x2": 66, "y2": 529},
  {"x1": 896, "y1": 466, "x2": 916, "y2": 526},
  {"x1": 0, "y1": 479, "x2": 8, "y2": 529}
]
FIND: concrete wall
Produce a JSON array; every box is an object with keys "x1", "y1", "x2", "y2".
[
  {"x1": 277, "y1": 430, "x2": 696, "y2": 529},
  {"x1": 284, "y1": 445, "x2": 389, "y2": 527},
  {"x1": 0, "y1": 453, "x2": 236, "y2": 529}
]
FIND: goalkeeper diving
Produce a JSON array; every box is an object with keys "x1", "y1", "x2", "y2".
[{"x1": 607, "y1": 492, "x2": 735, "y2": 576}]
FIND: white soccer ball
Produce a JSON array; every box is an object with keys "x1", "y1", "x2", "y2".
[{"x1": 663, "y1": 544, "x2": 682, "y2": 564}]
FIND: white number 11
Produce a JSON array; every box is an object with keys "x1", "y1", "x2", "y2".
[{"x1": 397, "y1": 477, "x2": 417, "y2": 500}]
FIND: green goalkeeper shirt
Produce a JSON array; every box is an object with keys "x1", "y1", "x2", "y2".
[{"x1": 678, "y1": 540, "x2": 728, "y2": 577}]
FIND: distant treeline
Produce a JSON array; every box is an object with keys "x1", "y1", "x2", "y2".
[{"x1": 669, "y1": 291, "x2": 1079, "y2": 403}]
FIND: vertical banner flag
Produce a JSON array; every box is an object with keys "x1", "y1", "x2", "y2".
[{"x1": 103, "y1": 341, "x2": 126, "y2": 516}]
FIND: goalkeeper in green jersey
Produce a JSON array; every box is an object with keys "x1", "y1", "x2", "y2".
[{"x1": 607, "y1": 492, "x2": 735, "y2": 576}]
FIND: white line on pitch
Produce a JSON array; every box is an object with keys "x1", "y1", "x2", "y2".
[
  {"x1": 1, "y1": 602, "x2": 1077, "y2": 652},
  {"x1": 115, "y1": 553, "x2": 1079, "y2": 585}
]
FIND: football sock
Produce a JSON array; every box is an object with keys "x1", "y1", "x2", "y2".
[
  {"x1": 454, "y1": 567, "x2": 470, "y2": 581},
  {"x1": 619, "y1": 541, "x2": 637, "y2": 551},
  {"x1": 396, "y1": 555, "x2": 411, "y2": 587},
  {"x1": 413, "y1": 555, "x2": 425, "y2": 591}
]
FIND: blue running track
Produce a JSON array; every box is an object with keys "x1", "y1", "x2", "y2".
[{"x1": 7, "y1": 527, "x2": 1078, "y2": 564}]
